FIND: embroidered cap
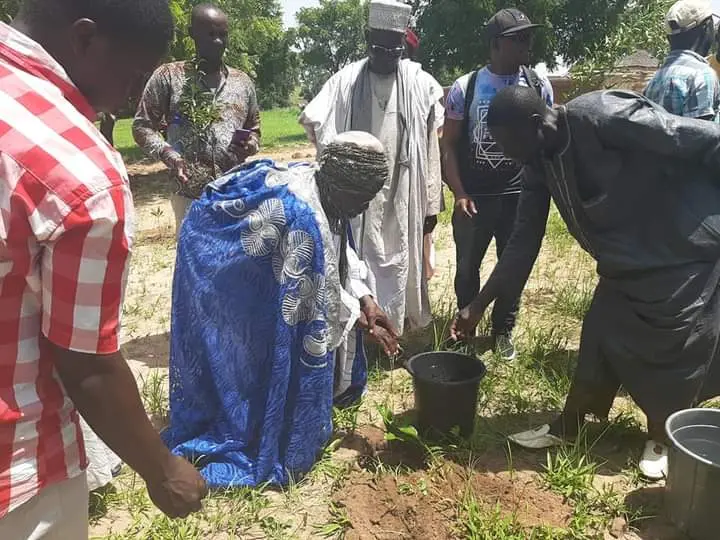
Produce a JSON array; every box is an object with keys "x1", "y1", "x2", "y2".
[
  {"x1": 368, "y1": 0, "x2": 412, "y2": 33},
  {"x1": 666, "y1": 0, "x2": 713, "y2": 35}
]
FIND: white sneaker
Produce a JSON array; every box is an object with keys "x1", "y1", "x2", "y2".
[
  {"x1": 639, "y1": 440, "x2": 668, "y2": 480},
  {"x1": 508, "y1": 424, "x2": 564, "y2": 449}
]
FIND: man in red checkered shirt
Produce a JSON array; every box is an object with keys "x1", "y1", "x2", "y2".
[{"x1": 0, "y1": 1, "x2": 207, "y2": 538}]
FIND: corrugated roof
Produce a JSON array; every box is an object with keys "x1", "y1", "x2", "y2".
[{"x1": 615, "y1": 50, "x2": 660, "y2": 69}]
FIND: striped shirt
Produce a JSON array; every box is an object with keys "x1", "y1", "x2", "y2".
[
  {"x1": 0, "y1": 23, "x2": 133, "y2": 517},
  {"x1": 644, "y1": 49, "x2": 720, "y2": 120}
]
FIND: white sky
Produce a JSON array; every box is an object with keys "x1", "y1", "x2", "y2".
[{"x1": 281, "y1": 0, "x2": 318, "y2": 27}]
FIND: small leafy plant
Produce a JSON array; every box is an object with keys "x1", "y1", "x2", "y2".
[{"x1": 176, "y1": 60, "x2": 222, "y2": 199}]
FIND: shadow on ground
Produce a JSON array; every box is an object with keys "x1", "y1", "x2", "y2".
[
  {"x1": 128, "y1": 167, "x2": 172, "y2": 207},
  {"x1": 122, "y1": 332, "x2": 170, "y2": 369},
  {"x1": 626, "y1": 486, "x2": 688, "y2": 540}
]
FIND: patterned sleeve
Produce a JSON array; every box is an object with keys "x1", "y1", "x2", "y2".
[
  {"x1": 686, "y1": 68, "x2": 718, "y2": 119},
  {"x1": 42, "y1": 185, "x2": 133, "y2": 354},
  {"x1": 132, "y1": 65, "x2": 175, "y2": 164},
  {"x1": 243, "y1": 80, "x2": 262, "y2": 141},
  {"x1": 445, "y1": 79, "x2": 467, "y2": 121}
]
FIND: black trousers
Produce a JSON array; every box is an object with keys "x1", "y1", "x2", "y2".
[{"x1": 452, "y1": 193, "x2": 521, "y2": 335}]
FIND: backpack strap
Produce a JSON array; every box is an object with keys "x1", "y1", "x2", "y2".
[
  {"x1": 461, "y1": 70, "x2": 479, "y2": 137},
  {"x1": 459, "y1": 70, "x2": 479, "y2": 173},
  {"x1": 521, "y1": 65, "x2": 544, "y2": 99}
]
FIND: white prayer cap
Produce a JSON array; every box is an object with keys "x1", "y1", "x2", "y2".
[
  {"x1": 332, "y1": 131, "x2": 385, "y2": 154},
  {"x1": 666, "y1": 0, "x2": 713, "y2": 35},
  {"x1": 368, "y1": 0, "x2": 412, "y2": 33}
]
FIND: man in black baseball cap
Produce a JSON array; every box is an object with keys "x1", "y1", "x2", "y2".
[
  {"x1": 487, "y1": 8, "x2": 543, "y2": 39},
  {"x1": 441, "y1": 7, "x2": 551, "y2": 361}
]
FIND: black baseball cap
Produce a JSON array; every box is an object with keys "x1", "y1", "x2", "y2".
[{"x1": 486, "y1": 8, "x2": 542, "y2": 39}]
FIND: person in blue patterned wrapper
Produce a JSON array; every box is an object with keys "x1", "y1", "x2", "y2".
[{"x1": 163, "y1": 132, "x2": 398, "y2": 488}]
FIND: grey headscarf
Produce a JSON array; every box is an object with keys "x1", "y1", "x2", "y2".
[{"x1": 316, "y1": 131, "x2": 388, "y2": 283}]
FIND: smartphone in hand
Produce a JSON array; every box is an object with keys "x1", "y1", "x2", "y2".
[{"x1": 231, "y1": 129, "x2": 253, "y2": 145}]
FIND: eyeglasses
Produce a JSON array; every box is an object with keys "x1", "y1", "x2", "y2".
[{"x1": 370, "y1": 44, "x2": 405, "y2": 57}]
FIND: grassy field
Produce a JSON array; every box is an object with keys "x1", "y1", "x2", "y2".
[{"x1": 113, "y1": 107, "x2": 308, "y2": 165}]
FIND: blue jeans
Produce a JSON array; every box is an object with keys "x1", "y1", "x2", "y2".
[{"x1": 452, "y1": 193, "x2": 522, "y2": 336}]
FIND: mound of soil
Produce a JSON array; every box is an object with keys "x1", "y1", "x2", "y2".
[
  {"x1": 334, "y1": 458, "x2": 572, "y2": 539},
  {"x1": 334, "y1": 471, "x2": 455, "y2": 540},
  {"x1": 342, "y1": 426, "x2": 427, "y2": 470}
]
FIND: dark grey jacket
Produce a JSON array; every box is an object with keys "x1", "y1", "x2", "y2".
[{"x1": 479, "y1": 89, "x2": 720, "y2": 309}]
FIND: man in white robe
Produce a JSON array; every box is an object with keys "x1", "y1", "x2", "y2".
[{"x1": 299, "y1": 0, "x2": 444, "y2": 334}]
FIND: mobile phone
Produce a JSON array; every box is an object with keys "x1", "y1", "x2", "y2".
[{"x1": 232, "y1": 129, "x2": 252, "y2": 145}]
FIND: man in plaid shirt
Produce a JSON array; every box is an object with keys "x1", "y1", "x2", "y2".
[
  {"x1": 0, "y1": 1, "x2": 207, "y2": 538},
  {"x1": 645, "y1": 0, "x2": 720, "y2": 121}
]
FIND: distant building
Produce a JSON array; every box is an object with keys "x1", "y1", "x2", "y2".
[
  {"x1": 550, "y1": 50, "x2": 660, "y2": 104},
  {"x1": 606, "y1": 50, "x2": 660, "y2": 92}
]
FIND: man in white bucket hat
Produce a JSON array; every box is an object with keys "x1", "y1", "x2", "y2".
[{"x1": 300, "y1": 0, "x2": 444, "y2": 337}]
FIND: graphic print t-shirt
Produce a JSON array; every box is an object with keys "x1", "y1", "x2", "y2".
[{"x1": 446, "y1": 67, "x2": 554, "y2": 197}]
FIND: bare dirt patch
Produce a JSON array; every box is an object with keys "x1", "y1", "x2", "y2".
[
  {"x1": 336, "y1": 427, "x2": 572, "y2": 539},
  {"x1": 335, "y1": 463, "x2": 572, "y2": 540}
]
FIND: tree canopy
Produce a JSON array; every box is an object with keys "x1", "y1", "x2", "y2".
[
  {"x1": 170, "y1": 0, "x2": 299, "y2": 108},
  {"x1": 0, "y1": 0, "x2": 18, "y2": 23},
  {"x1": 416, "y1": 0, "x2": 659, "y2": 85},
  {"x1": 0, "y1": 0, "x2": 677, "y2": 106},
  {"x1": 295, "y1": 0, "x2": 368, "y2": 100}
]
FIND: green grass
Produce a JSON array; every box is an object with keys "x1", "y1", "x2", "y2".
[
  {"x1": 113, "y1": 108, "x2": 308, "y2": 165},
  {"x1": 259, "y1": 107, "x2": 308, "y2": 149},
  {"x1": 456, "y1": 498, "x2": 563, "y2": 540}
]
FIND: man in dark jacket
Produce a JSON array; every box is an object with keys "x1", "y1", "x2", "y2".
[{"x1": 453, "y1": 86, "x2": 720, "y2": 480}]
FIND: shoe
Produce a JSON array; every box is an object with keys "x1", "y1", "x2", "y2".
[
  {"x1": 494, "y1": 334, "x2": 517, "y2": 361},
  {"x1": 639, "y1": 440, "x2": 668, "y2": 480},
  {"x1": 508, "y1": 424, "x2": 564, "y2": 449}
]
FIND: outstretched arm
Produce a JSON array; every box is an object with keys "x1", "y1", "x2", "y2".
[{"x1": 453, "y1": 171, "x2": 551, "y2": 339}]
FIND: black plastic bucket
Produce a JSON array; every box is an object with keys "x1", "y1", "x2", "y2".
[
  {"x1": 665, "y1": 408, "x2": 720, "y2": 540},
  {"x1": 406, "y1": 352, "x2": 486, "y2": 439}
]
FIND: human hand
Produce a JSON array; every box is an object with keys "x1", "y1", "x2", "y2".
[
  {"x1": 359, "y1": 296, "x2": 399, "y2": 338},
  {"x1": 454, "y1": 194, "x2": 477, "y2": 218},
  {"x1": 229, "y1": 137, "x2": 259, "y2": 162},
  {"x1": 450, "y1": 301, "x2": 486, "y2": 342},
  {"x1": 167, "y1": 156, "x2": 189, "y2": 187},
  {"x1": 145, "y1": 455, "x2": 208, "y2": 519},
  {"x1": 365, "y1": 324, "x2": 399, "y2": 356}
]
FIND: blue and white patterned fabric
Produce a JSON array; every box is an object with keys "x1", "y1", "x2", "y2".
[
  {"x1": 644, "y1": 49, "x2": 720, "y2": 121},
  {"x1": 162, "y1": 160, "x2": 365, "y2": 488}
]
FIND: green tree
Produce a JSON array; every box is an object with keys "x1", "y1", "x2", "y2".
[
  {"x1": 570, "y1": 0, "x2": 671, "y2": 95},
  {"x1": 255, "y1": 29, "x2": 301, "y2": 109},
  {"x1": 0, "y1": 0, "x2": 19, "y2": 22},
  {"x1": 295, "y1": 0, "x2": 368, "y2": 99},
  {"x1": 168, "y1": 0, "x2": 299, "y2": 109},
  {"x1": 417, "y1": 0, "x2": 636, "y2": 85}
]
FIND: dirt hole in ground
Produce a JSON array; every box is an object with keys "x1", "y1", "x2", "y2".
[{"x1": 335, "y1": 426, "x2": 572, "y2": 539}]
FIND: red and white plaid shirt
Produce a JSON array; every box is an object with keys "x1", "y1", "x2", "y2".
[{"x1": 0, "y1": 24, "x2": 133, "y2": 517}]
